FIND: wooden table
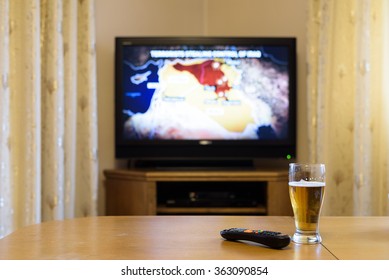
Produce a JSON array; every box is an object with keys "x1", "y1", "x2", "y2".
[{"x1": 0, "y1": 216, "x2": 388, "y2": 260}]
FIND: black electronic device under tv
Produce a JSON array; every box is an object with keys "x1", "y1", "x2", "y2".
[{"x1": 115, "y1": 37, "x2": 297, "y2": 168}]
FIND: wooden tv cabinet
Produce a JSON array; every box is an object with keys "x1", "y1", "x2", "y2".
[{"x1": 104, "y1": 168, "x2": 293, "y2": 216}]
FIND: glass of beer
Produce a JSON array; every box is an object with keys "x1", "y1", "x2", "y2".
[{"x1": 289, "y1": 163, "x2": 325, "y2": 244}]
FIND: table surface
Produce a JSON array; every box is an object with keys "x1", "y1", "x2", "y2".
[{"x1": 0, "y1": 216, "x2": 388, "y2": 260}]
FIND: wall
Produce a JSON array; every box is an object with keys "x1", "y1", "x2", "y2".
[{"x1": 95, "y1": 0, "x2": 308, "y2": 214}]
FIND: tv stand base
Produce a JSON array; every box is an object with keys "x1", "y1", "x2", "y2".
[
  {"x1": 104, "y1": 168, "x2": 293, "y2": 216},
  {"x1": 129, "y1": 159, "x2": 254, "y2": 170}
]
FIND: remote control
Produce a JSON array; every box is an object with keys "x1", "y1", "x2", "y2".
[{"x1": 220, "y1": 228, "x2": 291, "y2": 249}]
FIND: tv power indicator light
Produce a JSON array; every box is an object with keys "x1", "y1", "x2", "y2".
[
  {"x1": 286, "y1": 154, "x2": 292, "y2": 160},
  {"x1": 199, "y1": 140, "x2": 212, "y2": 145}
]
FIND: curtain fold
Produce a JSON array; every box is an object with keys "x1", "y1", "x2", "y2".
[
  {"x1": 0, "y1": 0, "x2": 12, "y2": 237},
  {"x1": 307, "y1": 0, "x2": 389, "y2": 215},
  {"x1": 0, "y1": 0, "x2": 98, "y2": 238}
]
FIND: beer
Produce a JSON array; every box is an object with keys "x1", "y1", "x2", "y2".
[{"x1": 289, "y1": 181, "x2": 325, "y2": 232}]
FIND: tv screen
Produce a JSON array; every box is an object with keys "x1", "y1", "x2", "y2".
[{"x1": 115, "y1": 37, "x2": 296, "y2": 165}]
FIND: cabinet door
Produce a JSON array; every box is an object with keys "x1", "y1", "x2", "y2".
[
  {"x1": 267, "y1": 181, "x2": 293, "y2": 215},
  {"x1": 106, "y1": 179, "x2": 156, "y2": 215}
]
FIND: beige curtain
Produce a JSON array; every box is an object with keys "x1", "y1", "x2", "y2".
[
  {"x1": 307, "y1": 0, "x2": 389, "y2": 215},
  {"x1": 0, "y1": 0, "x2": 98, "y2": 238}
]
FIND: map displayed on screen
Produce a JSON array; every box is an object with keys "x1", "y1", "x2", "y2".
[{"x1": 121, "y1": 45, "x2": 289, "y2": 140}]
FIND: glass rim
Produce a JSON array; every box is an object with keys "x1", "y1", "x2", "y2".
[{"x1": 289, "y1": 163, "x2": 325, "y2": 167}]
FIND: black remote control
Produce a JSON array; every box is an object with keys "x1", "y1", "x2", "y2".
[{"x1": 220, "y1": 228, "x2": 290, "y2": 249}]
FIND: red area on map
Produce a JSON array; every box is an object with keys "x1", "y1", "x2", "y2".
[{"x1": 173, "y1": 60, "x2": 231, "y2": 95}]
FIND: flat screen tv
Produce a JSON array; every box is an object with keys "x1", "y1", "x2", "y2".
[{"x1": 115, "y1": 37, "x2": 296, "y2": 168}]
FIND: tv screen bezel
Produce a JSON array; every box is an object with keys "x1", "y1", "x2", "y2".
[{"x1": 114, "y1": 36, "x2": 297, "y2": 161}]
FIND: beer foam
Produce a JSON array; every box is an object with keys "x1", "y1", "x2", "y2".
[{"x1": 289, "y1": 180, "x2": 325, "y2": 187}]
